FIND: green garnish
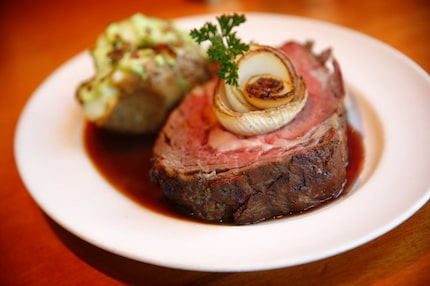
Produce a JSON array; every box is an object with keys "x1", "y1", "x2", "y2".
[{"x1": 190, "y1": 13, "x2": 249, "y2": 86}]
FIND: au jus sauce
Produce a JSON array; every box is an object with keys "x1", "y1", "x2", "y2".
[{"x1": 84, "y1": 122, "x2": 365, "y2": 223}]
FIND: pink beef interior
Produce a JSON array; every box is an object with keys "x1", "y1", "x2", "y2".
[{"x1": 153, "y1": 41, "x2": 345, "y2": 176}]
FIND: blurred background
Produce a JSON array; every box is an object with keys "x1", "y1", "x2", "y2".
[{"x1": 1, "y1": 0, "x2": 429, "y2": 285}]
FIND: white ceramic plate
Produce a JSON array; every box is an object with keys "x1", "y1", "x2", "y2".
[{"x1": 15, "y1": 13, "x2": 430, "y2": 272}]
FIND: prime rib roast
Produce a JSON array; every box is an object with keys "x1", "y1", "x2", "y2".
[{"x1": 150, "y1": 41, "x2": 348, "y2": 224}]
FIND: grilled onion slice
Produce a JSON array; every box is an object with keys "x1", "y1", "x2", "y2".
[{"x1": 213, "y1": 44, "x2": 308, "y2": 136}]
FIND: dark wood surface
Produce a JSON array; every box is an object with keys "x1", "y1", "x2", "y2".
[{"x1": 1, "y1": 0, "x2": 429, "y2": 285}]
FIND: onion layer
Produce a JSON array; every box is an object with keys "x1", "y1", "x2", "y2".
[{"x1": 213, "y1": 44, "x2": 308, "y2": 136}]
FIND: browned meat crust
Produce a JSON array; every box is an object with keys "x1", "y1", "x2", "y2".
[{"x1": 150, "y1": 41, "x2": 348, "y2": 224}]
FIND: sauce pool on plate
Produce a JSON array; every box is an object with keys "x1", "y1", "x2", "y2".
[{"x1": 83, "y1": 121, "x2": 365, "y2": 222}]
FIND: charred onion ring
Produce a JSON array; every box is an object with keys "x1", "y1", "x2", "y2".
[{"x1": 213, "y1": 44, "x2": 307, "y2": 136}]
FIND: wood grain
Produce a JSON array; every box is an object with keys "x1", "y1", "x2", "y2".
[{"x1": 1, "y1": 0, "x2": 429, "y2": 285}]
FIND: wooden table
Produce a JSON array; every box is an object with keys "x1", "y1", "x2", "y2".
[{"x1": 1, "y1": 0, "x2": 429, "y2": 285}]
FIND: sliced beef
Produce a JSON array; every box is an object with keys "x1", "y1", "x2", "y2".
[{"x1": 150, "y1": 41, "x2": 348, "y2": 224}]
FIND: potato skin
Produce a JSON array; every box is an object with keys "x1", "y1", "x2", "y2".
[{"x1": 76, "y1": 14, "x2": 213, "y2": 134}]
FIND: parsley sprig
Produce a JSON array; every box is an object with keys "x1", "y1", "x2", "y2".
[{"x1": 190, "y1": 13, "x2": 249, "y2": 86}]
